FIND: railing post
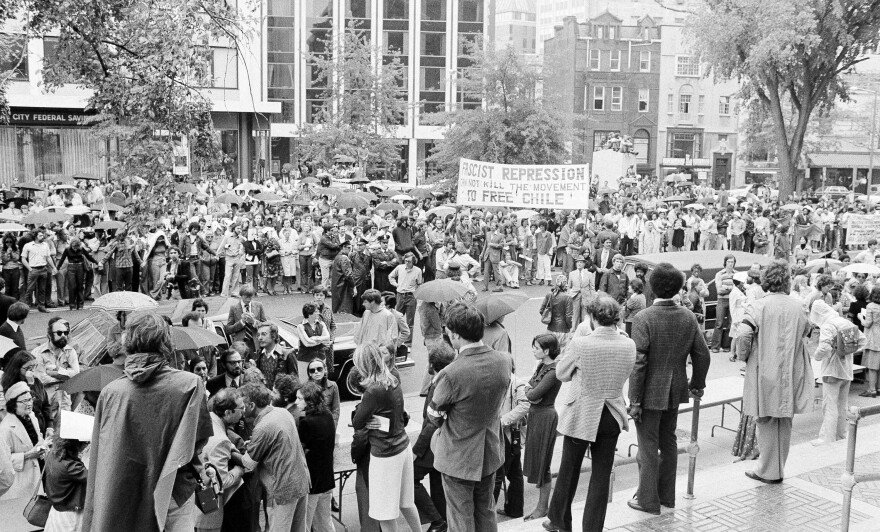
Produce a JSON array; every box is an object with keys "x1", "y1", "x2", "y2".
[
  {"x1": 841, "y1": 405, "x2": 862, "y2": 532},
  {"x1": 685, "y1": 394, "x2": 701, "y2": 500}
]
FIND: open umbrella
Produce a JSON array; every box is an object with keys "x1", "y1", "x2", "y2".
[
  {"x1": 253, "y1": 192, "x2": 285, "y2": 203},
  {"x1": 376, "y1": 202, "x2": 404, "y2": 212},
  {"x1": 234, "y1": 182, "x2": 263, "y2": 193},
  {"x1": 349, "y1": 175, "x2": 370, "y2": 184},
  {"x1": 93, "y1": 291, "x2": 158, "y2": 312},
  {"x1": 317, "y1": 171, "x2": 332, "y2": 178},
  {"x1": 174, "y1": 183, "x2": 201, "y2": 195},
  {"x1": 660, "y1": 195, "x2": 690, "y2": 203},
  {"x1": 474, "y1": 293, "x2": 529, "y2": 323},
  {"x1": 171, "y1": 326, "x2": 227, "y2": 350},
  {"x1": 123, "y1": 176, "x2": 149, "y2": 186},
  {"x1": 94, "y1": 220, "x2": 125, "y2": 231},
  {"x1": 335, "y1": 194, "x2": 370, "y2": 210},
  {"x1": 0, "y1": 222, "x2": 27, "y2": 232},
  {"x1": 780, "y1": 204, "x2": 803, "y2": 211},
  {"x1": 92, "y1": 202, "x2": 125, "y2": 212},
  {"x1": 52, "y1": 184, "x2": 78, "y2": 191},
  {"x1": 415, "y1": 279, "x2": 469, "y2": 303},
  {"x1": 315, "y1": 187, "x2": 342, "y2": 196},
  {"x1": 513, "y1": 209, "x2": 540, "y2": 219},
  {"x1": 5, "y1": 197, "x2": 28, "y2": 208},
  {"x1": 334, "y1": 154, "x2": 356, "y2": 163},
  {"x1": 391, "y1": 194, "x2": 415, "y2": 202},
  {"x1": 214, "y1": 193, "x2": 244, "y2": 205},
  {"x1": 22, "y1": 210, "x2": 68, "y2": 225},
  {"x1": 288, "y1": 198, "x2": 312, "y2": 207},
  {"x1": 684, "y1": 203, "x2": 706, "y2": 210},
  {"x1": 841, "y1": 263, "x2": 880, "y2": 276},
  {"x1": 13, "y1": 182, "x2": 45, "y2": 191},
  {"x1": 409, "y1": 188, "x2": 434, "y2": 199},
  {"x1": 354, "y1": 190, "x2": 378, "y2": 202},
  {"x1": 0, "y1": 213, "x2": 21, "y2": 222},
  {"x1": 377, "y1": 189, "x2": 399, "y2": 198},
  {"x1": 72, "y1": 172, "x2": 101, "y2": 181},
  {"x1": 59, "y1": 365, "x2": 125, "y2": 393},
  {"x1": 300, "y1": 176, "x2": 319, "y2": 185},
  {"x1": 0, "y1": 335, "x2": 19, "y2": 359},
  {"x1": 804, "y1": 258, "x2": 843, "y2": 275},
  {"x1": 65, "y1": 205, "x2": 91, "y2": 216},
  {"x1": 427, "y1": 206, "x2": 456, "y2": 218}
]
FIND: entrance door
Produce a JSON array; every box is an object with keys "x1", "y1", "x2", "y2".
[{"x1": 713, "y1": 155, "x2": 730, "y2": 188}]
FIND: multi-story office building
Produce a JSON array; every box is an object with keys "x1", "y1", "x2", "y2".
[
  {"x1": 268, "y1": 0, "x2": 495, "y2": 184},
  {"x1": 495, "y1": 0, "x2": 537, "y2": 61},
  {"x1": 0, "y1": 12, "x2": 278, "y2": 185},
  {"x1": 657, "y1": 24, "x2": 740, "y2": 187},
  {"x1": 543, "y1": 14, "x2": 662, "y2": 174}
]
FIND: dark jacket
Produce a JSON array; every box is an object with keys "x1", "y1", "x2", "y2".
[
  {"x1": 299, "y1": 411, "x2": 336, "y2": 494},
  {"x1": 629, "y1": 300, "x2": 711, "y2": 410},
  {"x1": 45, "y1": 452, "x2": 88, "y2": 512},
  {"x1": 0, "y1": 294, "x2": 17, "y2": 324},
  {"x1": 317, "y1": 234, "x2": 340, "y2": 260},
  {"x1": 540, "y1": 290, "x2": 573, "y2": 333},
  {"x1": 413, "y1": 380, "x2": 439, "y2": 469},
  {"x1": 0, "y1": 321, "x2": 26, "y2": 351}
]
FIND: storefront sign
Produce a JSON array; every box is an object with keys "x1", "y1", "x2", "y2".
[
  {"x1": 7, "y1": 107, "x2": 94, "y2": 126},
  {"x1": 456, "y1": 158, "x2": 590, "y2": 209},
  {"x1": 846, "y1": 214, "x2": 880, "y2": 245}
]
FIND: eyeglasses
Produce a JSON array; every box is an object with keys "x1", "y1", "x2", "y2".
[
  {"x1": 226, "y1": 359, "x2": 243, "y2": 366},
  {"x1": 17, "y1": 397, "x2": 33, "y2": 404},
  {"x1": 53, "y1": 330, "x2": 70, "y2": 336},
  {"x1": 308, "y1": 367, "x2": 325, "y2": 374}
]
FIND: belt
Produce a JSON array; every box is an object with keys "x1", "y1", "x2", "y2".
[{"x1": 32, "y1": 265, "x2": 47, "y2": 269}]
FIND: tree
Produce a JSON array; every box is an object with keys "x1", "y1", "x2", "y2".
[
  {"x1": 299, "y1": 23, "x2": 407, "y2": 174},
  {"x1": 426, "y1": 42, "x2": 575, "y2": 191},
  {"x1": 0, "y1": 0, "x2": 251, "y2": 227},
  {"x1": 687, "y1": 0, "x2": 880, "y2": 199}
]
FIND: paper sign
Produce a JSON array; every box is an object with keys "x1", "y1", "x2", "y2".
[
  {"x1": 456, "y1": 158, "x2": 590, "y2": 209},
  {"x1": 847, "y1": 214, "x2": 880, "y2": 245},
  {"x1": 60, "y1": 410, "x2": 95, "y2": 442}
]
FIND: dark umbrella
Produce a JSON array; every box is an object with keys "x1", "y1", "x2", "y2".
[
  {"x1": 13, "y1": 182, "x2": 45, "y2": 191},
  {"x1": 475, "y1": 293, "x2": 529, "y2": 323},
  {"x1": 171, "y1": 326, "x2": 226, "y2": 350},
  {"x1": 59, "y1": 364, "x2": 125, "y2": 393}
]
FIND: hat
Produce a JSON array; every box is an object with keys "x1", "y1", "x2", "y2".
[
  {"x1": 732, "y1": 271, "x2": 749, "y2": 283},
  {"x1": 732, "y1": 211, "x2": 742, "y2": 218},
  {"x1": 5, "y1": 381, "x2": 29, "y2": 402},
  {"x1": 575, "y1": 255, "x2": 586, "y2": 262}
]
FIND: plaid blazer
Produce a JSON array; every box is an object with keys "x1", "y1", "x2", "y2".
[{"x1": 629, "y1": 300, "x2": 711, "y2": 411}]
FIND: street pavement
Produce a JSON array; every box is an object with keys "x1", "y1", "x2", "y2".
[{"x1": 24, "y1": 281, "x2": 880, "y2": 531}]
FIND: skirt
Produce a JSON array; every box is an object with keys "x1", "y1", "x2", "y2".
[
  {"x1": 732, "y1": 414, "x2": 759, "y2": 461},
  {"x1": 368, "y1": 446, "x2": 415, "y2": 521},
  {"x1": 862, "y1": 349, "x2": 880, "y2": 371},
  {"x1": 281, "y1": 255, "x2": 297, "y2": 277},
  {"x1": 523, "y1": 405, "x2": 558, "y2": 487},
  {"x1": 45, "y1": 507, "x2": 84, "y2": 532}
]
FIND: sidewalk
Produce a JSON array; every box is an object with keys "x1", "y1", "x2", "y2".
[{"x1": 499, "y1": 416, "x2": 880, "y2": 532}]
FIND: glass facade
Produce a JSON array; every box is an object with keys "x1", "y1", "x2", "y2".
[
  {"x1": 306, "y1": 0, "x2": 333, "y2": 123},
  {"x1": 456, "y1": 0, "x2": 483, "y2": 110},
  {"x1": 268, "y1": 0, "x2": 296, "y2": 122},
  {"x1": 419, "y1": 0, "x2": 446, "y2": 114},
  {"x1": 0, "y1": 127, "x2": 106, "y2": 184}
]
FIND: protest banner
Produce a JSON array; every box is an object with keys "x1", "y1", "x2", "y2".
[
  {"x1": 846, "y1": 214, "x2": 880, "y2": 246},
  {"x1": 456, "y1": 158, "x2": 590, "y2": 209}
]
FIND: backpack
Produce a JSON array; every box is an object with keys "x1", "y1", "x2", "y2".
[{"x1": 836, "y1": 325, "x2": 861, "y2": 357}]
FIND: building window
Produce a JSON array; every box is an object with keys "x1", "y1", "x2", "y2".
[
  {"x1": 676, "y1": 55, "x2": 700, "y2": 77},
  {"x1": 42, "y1": 37, "x2": 59, "y2": 69},
  {"x1": 459, "y1": 0, "x2": 484, "y2": 22},
  {"x1": 610, "y1": 50, "x2": 620, "y2": 71},
  {"x1": 596, "y1": 25, "x2": 604, "y2": 39},
  {"x1": 421, "y1": 32, "x2": 445, "y2": 56},
  {"x1": 420, "y1": 67, "x2": 446, "y2": 91},
  {"x1": 667, "y1": 93, "x2": 673, "y2": 114},
  {"x1": 593, "y1": 86, "x2": 605, "y2": 111},
  {"x1": 638, "y1": 88, "x2": 649, "y2": 112},
  {"x1": 383, "y1": 31, "x2": 409, "y2": 54},
  {"x1": 593, "y1": 130, "x2": 618, "y2": 152},
  {"x1": 719, "y1": 96, "x2": 731, "y2": 115},
  {"x1": 609, "y1": 26, "x2": 617, "y2": 39},
  {"x1": 422, "y1": 0, "x2": 446, "y2": 20},
  {"x1": 634, "y1": 129, "x2": 650, "y2": 165},
  {"x1": 384, "y1": 0, "x2": 408, "y2": 20},
  {"x1": 611, "y1": 87, "x2": 622, "y2": 111},
  {"x1": 668, "y1": 131, "x2": 702, "y2": 158},
  {"x1": 639, "y1": 51, "x2": 651, "y2": 72},
  {"x1": 0, "y1": 34, "x2": 28, "y2": 80},
  {"x1": 590, "y1": 49, "x2": 600, "y2": 70},
  {"x1": 679, "y1": 94, "x2": 691, "y2": 116},
  {"x1": 346, "y1": 0, "x2": 370, "y2": 18},
  {"x1": 698, "y1": 95, "x2": 705, "y2": 114},
  {"x1": 201, "y1": 47, "x2": 238, "y2": 88}
]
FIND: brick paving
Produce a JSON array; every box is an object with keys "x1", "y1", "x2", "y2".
[
  {"x1": 797, "y1": 450, "x2": 880, "y2": 509},
  {"x1": 608, "y1": 484, "x2": 871, "y2": 531}
]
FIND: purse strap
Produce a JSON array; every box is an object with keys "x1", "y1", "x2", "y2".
[{"x1": 31, "y1": 455, "x2": 48, "y2": 499}]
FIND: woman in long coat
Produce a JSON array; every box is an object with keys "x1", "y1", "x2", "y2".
[
  {"x1": 0, "y1": 382, "x2": 47, "y2": 531},
  {"x1": 735, "y1": 259, "x2": 813, "y2": 483},
  {"x1": 539, "y1": 275, "x2": 574, "y2": 351}
]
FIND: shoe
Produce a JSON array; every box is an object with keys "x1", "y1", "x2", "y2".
[
  {"x1": 69, "y1": 306, "x2": 75, "y2": 311},
  {"x1": 330, "y1": 496, "x2": 339, "y2": 513},
  {"x1": 77, "y1": 305, "x2": 84, "y2": 310},
  {"x1": 721, "y1": 347, "x2": 731, "y2": 352},
  {"x1": 627, "y1": 498, "x2": 660, "y2": 515},
  {"x1": 661, "y1": 501, "x2": 675, "y2": 508},
  {"x1": 497, "y1": 509, "x2": 523, "y2": 518},
  {"x1": 538, "y1": 280, "x2": 545, "y2": 286},
  {"x1": 427, "y1": 520, "x2": 448, "y2": 532},
  {"x1": 711, "y1": 348, "x2": 720, "y2": 353},
  {"x1": 38, "y1": 306, "x2": 48, "y2": 313},
  {"x1": 859, "y1": 390, "x2": 878, "y2": 398},
  {"x1": 492, "y1": 287, "x2": 503, "y2": 292},
  {"x1": 745, "y1": 471, "x2": 782, "y2": 484},
  {"x1": 524, "y1": 511, "x2": 547, "y2": 521},
  {"x1": 542, "y1": 520, "x2": 569, "y2": 532},
  {"x1": 483, "y1": 288, "x2": 489, "y2": 292}
]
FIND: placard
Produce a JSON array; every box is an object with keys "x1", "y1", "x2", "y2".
[
  {"x1": 847, "y1": 214, "x2": 880, "y2": 245},
  {"x1": 456, "y1": 158, "x2": 590, "y2": 209}
]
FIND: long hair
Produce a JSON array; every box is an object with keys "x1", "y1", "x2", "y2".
[
  {"x1": 1, "y1": 350, "x2": 35, "y2": 392},
  {"x1": 300, "y1": 381, "x2": 330, "y2": 416},
  {"x1": 353, "y1": 343, "x2": 398, "y2": 390},
  {"x1": 52, "y1": 435, "x2": 87, "y2": 462},
  {"x1": 124, "y1": 313, "x2": 173, "y2": 358}
]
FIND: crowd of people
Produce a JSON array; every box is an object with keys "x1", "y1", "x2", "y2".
[{"x1": 0, "y1": 169, "x2": 876, "y2": 532}]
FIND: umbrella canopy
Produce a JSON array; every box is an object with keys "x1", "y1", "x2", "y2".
[
  {"x1": 427, "y1": 206, "x2": 457, "y2": 218},
  {"x1": 334, "y1": 154, "x2": 356, "y2": 163},
  {"x1": 660, "y1": 195, "x2": 691, "y2": 203},
  {"x1": 59, "y1": 365, "x2": 125, "y2": 393},
  {"x1": 513, "y1": 209, "x2": 540, "y2": 219},
  {"x1": 0, "y1": 213, "x2": 22, "y2": 222},
  {"x1": 65, "y1": 205, "x2": 91, "y2": 215},
  {"x1": 234, "y1": 182, "x2": 263, "y2": 193},
  {"x1": 804, "y1": 258, "x2": 843, "y2": 275},
  {"x1": 171, "y1": 326, "x2": 227, "y2": 350},
  {"x1": 123, "y1": 176, "x2": 149, "y2": 186},
  {"x1": 22, "y1": 210, "x2": 68, "y2": 225},
  {"x1": 408, "y1": 188, "x2": 434, "y2": 199},
  {"x1": 335, "y1": 194, "x2": 370, "y2": 209},
  {"x1": 288, "y1": 199, "x2": 312, "y2": 207},
  {"x1": 72, "y1": 172, "x2": 101, "y2": 180},
  {"x1": 684, "y1": 203, "x2": 706, "y2": 210},
  {"x1": 354, "y1": 190, "x2": 378, "y2": 201},
  {"x1": 92, "y1": 291, "x2": 159, "y2": 312},
  {"x1": 314, "y1": 186, "x2": 342, "y2": 197},
  {"x1": 174, "y1": 183, "x2": 201, "y2": 195},
  {"x1": 300, "y1": 176, "x2": 319, "y2": 185},
  {"x1": 415, "y1": 279, "x2": 469, "y2": 303},
  {"x1": 474, "y1": 293, "x2": 529, "y2": 323},
  {"x1": 841, "y1": 263, "x2": 880, "y2": 275},
  {"x1": 377, "y1": 189, "x2": 398, "y2": 198},
  {"x1": 781, "y1": 204, "x2": 803, "y2": 211},
  {"x1": 214, "y1": 193, "x2": 244, "y2": 205},
  {"x1": 52, "y1": 184, "x2": 77, "y2": 191},
  {"x1": 13, "y1": 182, "x2": 45, "y2": 191},
  {"x1": 0, "y1": 335, "x2": 19, "y2": 359},
  {"x1": 253, "y1": 192, "x2": 285, "y2": 203},
  {"x1": 5, "y1": 197, "x2": 28, "y2": 207},
  {"x1": 376, "y1": 202, "x2": 404, "y2": 212},
  {"x1": 94, "y1": 220, "x2": 125, "y2": 231},
  {"x1": 0, "y1": 222, "x2": 28, "y2": 232},
  {"x1": 349, "y1": 175, "x2": 370, "y2": 184},
  {"x1": 92, "y1": 202, "x2": 125, "y2": 212}
]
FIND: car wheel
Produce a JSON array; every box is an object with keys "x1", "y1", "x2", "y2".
[{"x1": 339, "y1": 361, "x2": 364, "y2": 401}]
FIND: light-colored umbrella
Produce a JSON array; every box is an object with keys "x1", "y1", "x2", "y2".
[
  {"x1": 377, "y1": 189, "x2": 398, "y2": 198},
  {"x1": 354, "y1": 190, "x2": 378, "y2": 202},
  {"x1": 409, "y1": 188, "x2": 434, "y2": 199},
  {"x1": 214, "y1": 193, "x2": 244, "y2": 205},
  {"x1": 335, "y1": 194, "x2": 370, "y2": 209},
  {"x1": 174, "y1": 183, "x2": 201, "y2": 195},
  {"x1": 684, "y1": 203, "x2": 706, "y2": 210},
  {"x1": 513, "y1": 209, "x2": 540, "y2": 219},
  {"x1": 171, "y1": 326, "x2": 227, "y2": 350},
  {"x1": 474, "y1": 293, "x2": 529, "y2": 323},
  {"x1": 427, "y1": 206, "x2": 457, "y2": 218},
  {"x1": 234, "y1": 182, "x2": 262, "y2": 193},
  {"x1": 781, "y1": 204, "x2": 803, "y2": 211},
  {"x1": 22, "y1": 210, "x2": 68, "y2": 225},
  {"x1": 841, "y1": 263, "x2": 880, "y2": 275},
  {"x1": 92, "y1": 291, "x2": 159, "y2": 312},
  {"x1": 94, "y1": 220, "x2": 125, "y2": 231},
  {"x1": 804, "y1": 258, "x2": 843, "y2": 274},
  {"x1": 52, "y1": 184, "x2": 78, "y2": 191},
  {"x1": 0, "y1": 222, "x2": 27, "y2": 232},
  {"x1": 414, "y1": 279, "x2": 469, "y2": 303},
  {"x1": 390, "y1": 194, "x2": 415, "y2": 202},
  {"x1": 65, "y1": 206, "x2": 91, "y2": 215},
  {"x1": 253, "y1": 192, "x2": 285, "y2": 203},
  {"x1": 124, "y1": 176, "x2": 149, "y2": 186},
  {"x1": 376, "y1": 202, "x2": 404, "y2": 212},
  {"x1": 300, "y1": 176, "x2": 319, "y2": 185},
  {"x1": 0, "y1": 213, "x2": 22, "y2": 222}
]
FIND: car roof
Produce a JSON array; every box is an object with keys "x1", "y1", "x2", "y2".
[{"x1": 623, "y1": 250, "x2": 775, "y2": 272}]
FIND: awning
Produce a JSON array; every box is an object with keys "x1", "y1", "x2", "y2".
[{"x1": 807, "y1": 152, "x2": 880, "y2": 168}]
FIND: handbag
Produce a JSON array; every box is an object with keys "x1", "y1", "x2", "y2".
[
  {"x1": 194, "y1": 464, "x2": 221, "y2": 514},
  {"x1": 23, "y1": 464, "x2": 50, "y2": 527},
  {"x1": 541, "y1": 305, "x2": 552, "y2": 325}
]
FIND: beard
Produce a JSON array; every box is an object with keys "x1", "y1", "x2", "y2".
[{"x1": 52, "y1": 337, "x2": 68, "y2": 349}]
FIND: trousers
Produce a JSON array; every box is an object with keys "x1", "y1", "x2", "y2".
[
  {"x1": 634, "y1": 407, "x2": 679, "y2": 511},
  {"x1": 493, "y1": 434, "x2": 523, "y2": 517},
  {"x1": 820, "y1": 377, "x2": 850, "y2": 443},
  {"x1": 755, "y1": 416, "x2": 793, "y2": 480},
  {"x1": 442, "y1": 472, "x2": 497, "y2": 532}
]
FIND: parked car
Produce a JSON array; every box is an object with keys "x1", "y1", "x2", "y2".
[{"x1": 623, "y1": 250, "x2": 775, "y2": 332}]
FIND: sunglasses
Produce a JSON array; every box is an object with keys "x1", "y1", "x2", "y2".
[
  {"x1": 308, "y1": 367, "x2": 325, "y2": 374},
  {"x1": 53, "y1": 330, "x2": 70, "y2": 336}
]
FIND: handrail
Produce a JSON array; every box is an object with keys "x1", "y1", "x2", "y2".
[
  {"x1": 840, "y1": 403, "x2": 880, "y2": 531},
  {"x1": 684, "y1": 394, "x2": 701, "y2": 499}
]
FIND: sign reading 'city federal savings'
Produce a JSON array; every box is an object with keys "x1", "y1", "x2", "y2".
[{"x1": 456, "y1": 158, "x2": 590, "y2": 209}]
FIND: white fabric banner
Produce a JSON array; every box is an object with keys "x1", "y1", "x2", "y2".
[
  {"x1": 846, "y1": 214, "x2": 880, "y2": 245},
  {"x1": 456, "y1": 158, "x2": 590, "y2": 209}
]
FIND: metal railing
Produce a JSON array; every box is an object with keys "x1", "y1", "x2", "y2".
[
  {"x1": 685, "y1": 395, "x2": 701, "y2": 499},
  {"x1": 840, "y1": 403, "x2": 880, "y2": 531}
]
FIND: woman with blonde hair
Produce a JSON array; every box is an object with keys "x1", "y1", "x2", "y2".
[{"x1": 351, "y1": 344, "x2": 421, "y2": 532}]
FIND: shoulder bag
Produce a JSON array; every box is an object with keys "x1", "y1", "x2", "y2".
[{"x1": 23, "y1": 464, "x2": 51, "y2": 527}]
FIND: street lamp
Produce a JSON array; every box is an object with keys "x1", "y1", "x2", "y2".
[{"x1": 851, "y1": 87, "x2": 878, "y2": 208}]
